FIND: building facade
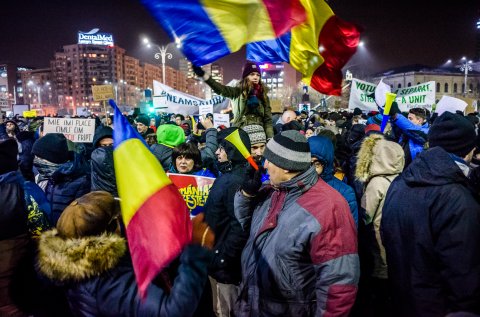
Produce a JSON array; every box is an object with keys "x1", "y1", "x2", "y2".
[{"x1": 372, "y1": 65, "x2": 480, "y2": 103}]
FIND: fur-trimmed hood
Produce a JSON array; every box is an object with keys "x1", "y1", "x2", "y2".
[
  {"x1": 355, "y1": 134, "x2": 404, "y2": 182},
  {"x1": 37, "y1": 229, "x2": 127, "y2": 283}
]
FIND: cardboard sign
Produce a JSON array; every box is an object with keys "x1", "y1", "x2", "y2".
[
  {"x1": 92, "y1": 85, "x2": 114, "y2": 101},
  {"x1": 23, "y1": 110, "x2": 37, "y2": 118},
  {"x1": 213, "y1": 113, "x2": 230, "y2": 128},
  {"x1": 167, "y1": 173, "x2": 215, "y2": 215},
  {"x1": 43, "y1": 118, "x2": 95, "y2": 142}
]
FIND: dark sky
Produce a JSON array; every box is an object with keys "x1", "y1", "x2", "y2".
[{"x1": 1, "y1": 0, "x2": 479, "y2": 82}]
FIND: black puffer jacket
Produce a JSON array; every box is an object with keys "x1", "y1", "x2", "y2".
[
  {"x1": 44, "y1": 155, "x2": 90, "y2": 225},
  {"x1": 381, "y1": 147, "x2": 480, "y2": 317},
  {"x1": 91, "y1": 146, "x2": 117, "y2": 197}
]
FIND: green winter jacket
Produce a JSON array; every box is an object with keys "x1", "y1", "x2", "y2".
[{"x1": 205, "y1": 77, "x2": 273, "y2": 139}]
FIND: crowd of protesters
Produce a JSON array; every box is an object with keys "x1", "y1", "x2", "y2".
[{"x1": 1, "y1": 61, "x2": 480, "y2": 317}]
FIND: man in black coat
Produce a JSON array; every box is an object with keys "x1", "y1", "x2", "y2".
[
  {"x1": 381, "y1": 112, "x2": 480, "y2": 317},
  {"x1": 203, "y1": 127, "x2": 250, "y2": 317}
]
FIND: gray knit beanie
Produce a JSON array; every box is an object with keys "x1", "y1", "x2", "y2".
[
  {"x1": 242, "y1": 124, "x2": 266, "y2": 145},
  {"x1": 263, "y1": 130, "x2": 311, "y2": 171}
]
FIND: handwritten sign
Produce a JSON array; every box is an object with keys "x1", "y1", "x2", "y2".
[
  {"x1": 92, "y1": 85, "x2": 114, "y2": 101},
  {"x1": 199, "y1": 104, "x2": 214, "y2": 116},
  {"x1": 43, "y1": 118, "x2": 95, "y2": 142},
  {"x1": 167, "y1": 173, "x2": 215, "y2": 216},
  {"x1": 213, "y1": 113, "x2": 230, "y2": 128}
]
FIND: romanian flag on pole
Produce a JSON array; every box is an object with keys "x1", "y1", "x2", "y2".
[
  {"x1": 140, "y1": 0, "x2": 307, "y2": 65},
  {"x1": 109, "y1": 99, "x2": 192, "y2": 297},
  {"x1": 247, "y1": 0, "x2": 362, "y2": 96}
]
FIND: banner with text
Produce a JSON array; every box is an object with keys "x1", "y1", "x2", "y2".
[
  {"x1": 43, "y1": 118, "x2": 95, "y2": 142},
  {"x1": 167, "y1": 173, "x2": 215, "y2": 216},
  {"x1": 153, "y1": 80, "x2": 229, "y2": 115},
  {"x1": 349, "y1": 79, "x2": 436, "y2": 112}
]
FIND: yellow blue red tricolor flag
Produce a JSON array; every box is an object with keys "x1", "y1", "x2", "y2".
[
  {"x1": 109, "y1": 99, "x2": 192, "y2": 297},
  {"x1": 247, "y1": 0, "x2": 362, "y2": 96},
  {"x1": 140, "y1": 0, "x2": 307, "y2": 65}
]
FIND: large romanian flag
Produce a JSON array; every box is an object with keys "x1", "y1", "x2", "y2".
[
  {"x1": 247, "y1": 0, "x2": 362, "y2": 96},
  {"x1": 140, "y1": 0, "x2": 307, "y2": 65},
  {"x1": 110, "y1": 99, "x2": 192, "y2": 297}
]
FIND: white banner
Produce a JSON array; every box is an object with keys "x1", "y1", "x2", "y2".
[
  {"x1": 349, "y1": 79, "x2": 436, "y2": 112},
  {"x1": 153, "y1": 80, "x2": 229, "y2": 115},
  {"x1": 348, "y1": 78, "x2": 377, "y2": 112},
  {"x1": 43, "y1": 118, "x2": 95, "y2": 143}
]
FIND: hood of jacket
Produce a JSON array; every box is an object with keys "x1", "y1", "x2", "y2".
[
  {"x1": 92, "y1": 126, "x2": 113, "y2": 147},
  {"x1": 156, "y1": 124, "x2": 185, "y2": 148},
  {"x1": 0, "y1": 170, "x2": 23, "y2": 185},
  {"x1": 356, "y1": 134, "x2": 404, "y2": 182},
  {"x1": 308, "y1": 136, "x2": 335, "y2": 181},
  {"x1": 402, "y1": 146, "x2": 471, "y2": 187},
  {"x1": 272, "y1": 165, "x2": 318, "y2": 195},
  {"x1": 37, "y1": 229, "x2": 126, "y2": 283}
]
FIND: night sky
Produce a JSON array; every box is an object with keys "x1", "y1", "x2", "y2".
[{"x1": 1, "y1": 0, "x2": 479, "y2": 82}]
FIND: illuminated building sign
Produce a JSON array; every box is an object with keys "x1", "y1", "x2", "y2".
[
  {"x1": 78, "y1": 28, "x2": 114, "y2": 46},
  {"x1": 259, "y1": 63, "x2": 284, "y2": 71}
]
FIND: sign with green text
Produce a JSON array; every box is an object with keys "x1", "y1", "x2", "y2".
[{"x1": 349, "y1": 79, "x2": 436, "y2": 112}]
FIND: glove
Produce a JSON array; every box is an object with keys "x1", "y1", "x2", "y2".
[
  {"x1": 192, "y1": 65, "x2": 205, "y2": 77},
  {"x1": 389, "y1": 101, "x2": 401, "y2": 116},
  {"x1": 241, "y1": 162, "x2": 264, "y2": 196}
]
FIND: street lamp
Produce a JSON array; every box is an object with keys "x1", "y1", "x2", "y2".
[
  {"x1": 460, "y1": 57, "x2": 473, "y2": 96},
  {"x1": 143, "y1": 38, "x2": 174, "y2": 84}
]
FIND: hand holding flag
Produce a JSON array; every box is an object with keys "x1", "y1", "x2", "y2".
[
  {"x1": 110, "y1": 99, "x2": 192, "y2": 298},
  {"x1": 140, "y1": 0, "x2": 307, "y2": 66}
]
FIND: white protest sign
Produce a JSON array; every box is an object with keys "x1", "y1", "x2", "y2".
[
  {"x1": 153, "y1": 80, "x2": 229, "y2": 115},
  {"x1": 435, "y1": 95, "x2": 467, "y2": 116},
  {"x1": 43, "y1": 118, "x2": 95, "y2": 143},
  {"x1": 213, "y1": 113, "x2": 230, "y2": 128},
  {"x1": 199, "y1": 104, "x2": 214, "y2": 116},
  {"x1": 374, "y1": 79, "x2": 391, "y2": 108},
  {"x1": 348, "y1": 78, "x2": 377, "y2": 112}
]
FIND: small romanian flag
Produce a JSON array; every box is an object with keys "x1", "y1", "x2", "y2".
[
  {"x1": 247, "y1": 0, "x2": 362, "y2": 96},
  {"x1": 110, "y1": 99, "x2": 192, "y2": 297},
  {"x1": 140, "y1": 0, "x2": 307, "y2": 66}
]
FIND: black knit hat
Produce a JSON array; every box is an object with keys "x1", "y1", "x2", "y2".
[
  {"x1": 263, "y1": 130, "x2": 311, "y2": 171},
  {"x1": 353, "y1": 107, "x2": 363, "y2": 116},
  {"x1": 135, "y1": 114, "x2": 150, "y2": 126},
  {"x1": 32, "y1": 133, "x2": 70, "y2": 164},
  {"x1": 428, "y1": 112, "x2": 476, "y2": 157},
  {"x1": 217, "y1": 127, "x2": 251, "y2": 164},
  {"x1": 242, "y1": 61, "x2": 261, "y2": 79},
  {"x1": 0, "y1": 139, "x2": 18, "y2": 174}
]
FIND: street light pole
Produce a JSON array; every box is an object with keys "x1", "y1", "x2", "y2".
[
  {"x1": 154, "y1": 46, "x2": 173, "y2": 84},
  {"x1": 143, "y1": 38, "x2": 174, "y2": 85},
  {"x1": 460, "y1": 57, "x2": 472, "y2": 96}
]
